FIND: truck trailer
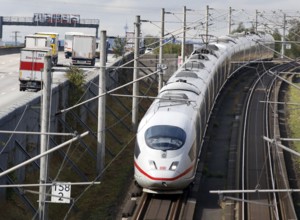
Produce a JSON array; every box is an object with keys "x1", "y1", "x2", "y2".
[
  {"x1": 34, "y1": 32, "x2": 59, "y2": 65},
  {"x1": 19, "y1": 48, "x2": 51, "y2": 91},
  {"x1": 25, "y1": 34, "x2": 51, "y2": 48},
  {"x1": 72, "y1": 34, "x2": 96, "y2": 66},
  {"x1": 64, "y1": 32, "x2": 84, "y2": 58}
]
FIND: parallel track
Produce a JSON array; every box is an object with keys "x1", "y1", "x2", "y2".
[
  {"x1": 242, "y1": 63, "x2": 298, "y2": 220},
  {"x1": 121, "y1": 63, "x2": 300, "y2": 220}
]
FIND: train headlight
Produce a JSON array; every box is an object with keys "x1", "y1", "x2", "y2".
[
  {"x1": 149, "y1": 160, "x2": 157, "y2": 170},
  {"x1": 169, "y1": 161, "x2": 179, "y2": 171}
]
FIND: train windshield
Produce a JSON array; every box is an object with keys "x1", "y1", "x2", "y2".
[{"x1": 145, "y1": 125, "x2": 186, "y2": 150}]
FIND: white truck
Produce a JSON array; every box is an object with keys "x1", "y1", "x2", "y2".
[
  {"x1": 72, "y1": 34, "x2": 96, "y2": 66},
  {"x1": 34, "y1": 32, "x2": 59, "y2": 66},
  {"x1": 25, "y1": 34, "x2": 51, "y2": 48},
  {"x1": 64, "y1": 32, "x2": 84, "y2": 58},
  {"x1": 19, "y1": 48, "x2": 51, "y2": 91},
  {"x1": 24, "y1": 33, "x2": 58, "y2": 66}
]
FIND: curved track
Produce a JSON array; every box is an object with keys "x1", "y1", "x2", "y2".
[
  {"x1": 194, "y1": 61, "x2": 299, "y2": 220},
  {"x1": 121, "y1": 62, "x2": 300, "y2": 220},
  {"x1": 242, "y1": 62, "x2": 299, "y2": 220},
  {"x1": 242, "y1": 66, "x2": 277, "y2": 220}
]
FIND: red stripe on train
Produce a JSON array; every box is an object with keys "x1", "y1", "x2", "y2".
[{"x1": 134, "y1": 161, "x2": 193, "y2": 181}]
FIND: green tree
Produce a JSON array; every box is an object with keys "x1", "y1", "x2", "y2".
[
  {"x1": 231, "y1": 22, "x2": 247, "y2": 34},
  {"x1": 143, "y1": 35, "x2": 159, "y2": 49},
  {"x1": 272, "y1": 28, "x2": 282, "y2": 58},
  {"x1": 231, "y1": 22, "x2": 256, "y2": 34},
  {"x1": 286, "y1": 19, "x2": 300, "y2": 58},
  {"x1": 65, "y1": 66, "x2": 86, "y2": 106},
  {"x1": 65, "y1": 66, "x2": 86, "y2": 129},
  {"x1": 112, "y1": 37, "x2": 126, "y2": 57},
  {"x1": 66, "y1": 66, "x2": 86, "y2": 91},
  {"x1": 161, "y1": 43, "x2": 181, "y2": 55}
]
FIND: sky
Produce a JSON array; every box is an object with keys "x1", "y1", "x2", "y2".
[{"x1": 0, "y1": 0, "x2": 299, "y2": 42}]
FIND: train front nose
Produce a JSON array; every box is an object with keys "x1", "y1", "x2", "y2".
[{"x1": 134, "y1": 165, "x2": 193, "y2": 191}]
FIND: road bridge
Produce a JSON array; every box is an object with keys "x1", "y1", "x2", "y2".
[{"x1": 0, "y1": 16, "x2": 100, "y2": 39}]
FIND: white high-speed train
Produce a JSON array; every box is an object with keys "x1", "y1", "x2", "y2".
[{"x1": 134, "y1": 32, "x2": 274, "y2": 193}]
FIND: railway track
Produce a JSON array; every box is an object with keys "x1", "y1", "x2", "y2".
[
  {"x1": 122, "y1": 185, "x2": 195, "y2": 220},
  {"x1": 242, "y1": 65, "x2": 276, "y2": 220},
  {"x1": 120, "y1": 62, "x2": 300, "y2": 220},
  {"x1": 198, "y1": 61, "x2": 299, "y2": 220},
  {"x1": 132, "y1": 193, "x2": 183, "y2": 220},
  {"x1": 266, "y1": 62, "x2": 300, "y2": 219},
  {"x1": 242, "y1": 62, "x2": 299, "y2": 220}
]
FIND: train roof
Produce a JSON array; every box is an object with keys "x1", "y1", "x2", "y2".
[
  {"x1": 160, "y1": 81, "x2": 201, "y2": 95},
  {"x1": 138, "y1": 32, "x2": 274, "y2": 133}
]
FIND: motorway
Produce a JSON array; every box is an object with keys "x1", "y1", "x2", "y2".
[
  {"x1": 0, "y1": 52, "x2": 69, "y2": 116},
  {"x1": 0, "y1": 52, "x2": 115, "y2": 117},
  {"x1": 0, "y1": 53, "x2": 37, "y2": 113}
]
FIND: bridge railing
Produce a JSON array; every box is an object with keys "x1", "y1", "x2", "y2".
[
  {"x1": 3, "y1": 16, "x2": 33, "y2": 23},
  {"x1": 3, "y1": 16, "x2": 99, "y2": 25}
]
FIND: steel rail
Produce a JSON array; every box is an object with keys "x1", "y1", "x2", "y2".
[
  {"x1": 265, "y1": 67, "x2": 281, "y2": 220},
  {"x1": 242, "y1": 68, "x2": 273, "y2": 220}
]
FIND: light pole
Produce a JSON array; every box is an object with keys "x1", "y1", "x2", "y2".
[
  {"x1": 205, "y1": 5, "x2": 209, "y2": 44},
  {"x1": 228, "y1": 7, "x2": 233, "y2": 35},
  {"x1": 159, "y1": 8, "x2": 165, "y2": 91},
  {"x1": 132, "y1": 15, "x2": 140, "y2": 132},
  {"x1": 158, "y1": 9, "x2": 172, "y2": 91},
  {"x1": 181, "y1": 6, "x2": 192, "y2": 64},
  {"x1": 38, "y1": 55, "x2": 52, "y2": 220},
  {"x1": 181, "y1": 6, "x2": 186, "y2": 65},
  {"x1": 255, "y1": 10, "x2": 259, "y2": 33},
  {"x1": 97, "y1": 30, "x2": 107, "y2": 175},
  {"x1": 281, "y1": 13, "x2": 286, "y2": 59}
]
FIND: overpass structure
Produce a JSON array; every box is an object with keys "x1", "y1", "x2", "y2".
[{"x1": 0, "y1": 16, "x2": 100, "y2": 39}]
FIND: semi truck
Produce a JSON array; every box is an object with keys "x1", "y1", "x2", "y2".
[
  {"x1": 72, "y1": 34, "x2": 96, "y2": 66},
  {"x1": 25, "y1": 34, "x2": 51, "y2": 48},
  {"x1": 34, "y1": 32, "x2": 59, "y2": 65},
  {"x1": 19, "y1": 48, "x2": 51, "y2": 91},
  {"x1": 64, "y1": 32, "x2": 84, "y2": 58}
]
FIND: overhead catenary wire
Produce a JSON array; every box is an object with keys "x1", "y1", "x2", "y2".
[
  {"x1": 4, "y1": 6, "x2": 300, "y2": 218},
  {"x1": 80, "y1": 11, "x2": 298, "y2": 220},
  {"x1": 0, "y1": 105, "x2": 29, "y2": 156},
  {"x1": 0, "y1": 182, "x2": 101, "y2": 188},
  {"x1": 54, "y1": 14, "x2": 193, "y2": 217},
  {"x1": 0, "y1": 131, "x2": 89, "y2": 178},
  {"x1": 0, "y1": 130, "x2": 76, "y2": 136},
  {"x1": 88, "y1": 67, "x2": 158, "y2": 132},
  {"x1": 63, "y1": 133, "x2": 136, "y2": 220},
  {"x1": 43, "y1": 34, "x2": 163, "y2": 215},
  {"x1": 56, "y1": 68, "x2": 163, "y2": 115},
  {"x1": 110, "y1": 93, "x2": 195, "y2": 104}
]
